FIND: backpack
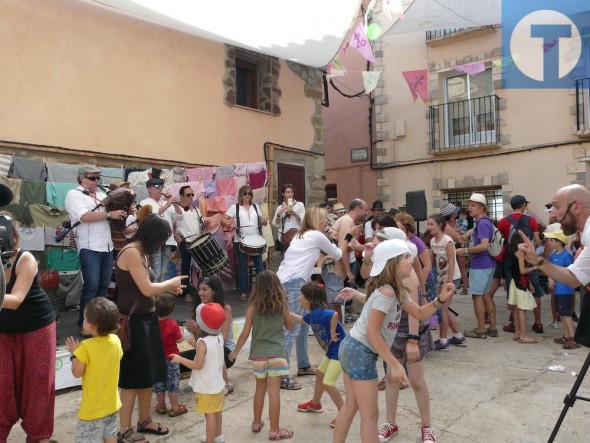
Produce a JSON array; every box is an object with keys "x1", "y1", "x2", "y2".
[
  {"x1": 506, "y1": 215, "x2": 534, "y2": 254},
  {"x1": 474, "y1": 216, "x2": 503, "y2": 258}
]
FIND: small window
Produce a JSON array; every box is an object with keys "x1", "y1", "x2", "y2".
[
  {"x1": 326, "y1": 184, "x2": 337, "y2": 200},
  {"x1": 236, "y1": 59, "x2": 258, "y2": 109},
  {"x1": 445, "y1": 188, "x2": 503, "y2": 222}
]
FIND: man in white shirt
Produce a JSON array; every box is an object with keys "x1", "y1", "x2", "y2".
[
  {"x1": 140, "y1": 178, "x2": 183, "y2": 282},
  {"x1": 65, "y1": 164, "x2": 127, "y2": 337},
  {"x1": 364, "y1": 200, "x2": 384, "y2": 242}
]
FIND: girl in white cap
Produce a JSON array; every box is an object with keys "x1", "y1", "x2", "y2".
[{"x1": 332, "y1": 239, "x2": 456, "y2": 443}]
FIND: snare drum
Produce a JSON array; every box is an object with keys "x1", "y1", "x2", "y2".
[
  {"x1": 239, "y1": 234, "x2": 268, "y2": 256},
  {"x1": 188, "y1": 234, "x2": 228, "y2": 275}
]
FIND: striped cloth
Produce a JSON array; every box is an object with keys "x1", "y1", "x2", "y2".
[{"x1": 0, "y1": 154, "x2": 12, "y2": 177}]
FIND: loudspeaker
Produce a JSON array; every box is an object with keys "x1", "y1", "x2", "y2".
[{"x1": 406, "y1": 190, "x2": 427, "y2": 221}]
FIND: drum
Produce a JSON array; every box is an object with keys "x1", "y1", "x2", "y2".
[
  {"x1": 188, "y1": 233, "x2": 228, "y2": 275},
  {"x1": 239, "y1": 234, "x2": 268, "y2": 256}
]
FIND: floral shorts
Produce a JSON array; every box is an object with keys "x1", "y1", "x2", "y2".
[{"x1": 75, "y1": 412, "x2": 117, "y2": 443}]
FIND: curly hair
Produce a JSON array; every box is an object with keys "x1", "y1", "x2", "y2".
[
  {"x1": 394, "y1": 212, "x2": 416, "y2": 235},
  {"x1": 248, "y1": 270, "x2": 288, "y2": 316},
  {"x1": 132, "y1": 213, "x2": 171, "y2": 256},
  {"x1": 300, "y1": 282, "x2": 329, "y2": 310},
  {"x1": 84, "y1": 297, "x2": 121, "y2": 336},
  {"x1": 365, "y1": 255, "x2": 409, "y2": 305}
]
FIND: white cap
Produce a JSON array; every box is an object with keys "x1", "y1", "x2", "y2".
[
  {"x1": 468, "y1": 193, "x2": 487, "y2": 208},
  {"x1": 545, "y1": 223, "x2": 561, "y2": 233},
  {"x1": 370, "y1": 239, "x2": 410, "y2": 277},
  {"x1": 375, "y1": 227, "x2": 407, "y2": 242}
]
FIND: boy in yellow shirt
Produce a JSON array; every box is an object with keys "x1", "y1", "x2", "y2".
[{"x1": 65, "y1": 297, "x2": 123, "y2": 443}]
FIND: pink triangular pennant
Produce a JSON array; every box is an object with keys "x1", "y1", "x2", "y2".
[
  {"x1": 453, "y1": 62, "x2": 486, "y2": 76},
  {"x1": 402, "y1": 70, "x2": 428, "y2": 103},
  {"x1": 349, "y1": 22, "x2": 375, "y2": 63}
]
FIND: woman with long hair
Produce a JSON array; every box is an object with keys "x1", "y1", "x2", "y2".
[
  {"x1": 272, "y1": 183, "x2": 305, "y2": 251},
  {"x1": 115, "y1": 214, "x2": 185, "y2": 443}
]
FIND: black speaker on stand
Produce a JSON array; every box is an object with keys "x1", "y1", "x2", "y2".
[{"x1": 406, "y1": 190, "x2": 427, "y2": 235}]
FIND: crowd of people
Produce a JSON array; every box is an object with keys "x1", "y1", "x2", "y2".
[{"x1": 2, "y1": 163, "x2": 590, "y2": 443}]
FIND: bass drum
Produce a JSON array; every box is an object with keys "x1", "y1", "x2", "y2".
[
  {"x1": 0, "y1": 260, "x2": 5, "y2": 311},
  {"x1": 188, "y1": 233, "x2": 228, "y2": 276},
  {"x1": 239, "y1": 234, "x2": 268, "y2": 256}
]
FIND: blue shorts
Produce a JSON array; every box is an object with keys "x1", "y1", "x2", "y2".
[
  {"x1": 338, "y1": 335, "x2": 378, "y2": 381},
  {"x1": 555, "y1": 294, "x2": 574, "y2": 317},
  {"x1": 469, "y1": 267, "x2": 494, "y2": 295},
  {"x1": 153, "y1": 360, "x2": 180, "y2": 393}
]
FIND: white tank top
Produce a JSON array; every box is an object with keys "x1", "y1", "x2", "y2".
[{"x1": 188, "y1": 335, "x2": 225, "y2": 394}]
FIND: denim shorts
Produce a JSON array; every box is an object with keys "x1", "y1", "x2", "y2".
[
  {"x1": 338, "y1": 335, "x2": 378, "y2": 381},
  {"x1": 469, "y1": 267, "x2": 495, "y2": 295}
]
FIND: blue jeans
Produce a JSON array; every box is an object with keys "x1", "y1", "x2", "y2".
[
  {"x1": 282, "y1": 278, "x2": 311, "y2": 377},
  {"x1": 150, "y1": 246, "x2": 173, "y2": 282},
  {"x1": 234, "y1": 243, "x2": 263, "y2": 294},
  {"x1": 78, "y1": 248, "x2": 113, "y2": 328}
]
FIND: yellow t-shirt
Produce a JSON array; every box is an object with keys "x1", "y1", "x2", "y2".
[{"x1": 74, "y1": 334, "x2": 123, "y2": 420}]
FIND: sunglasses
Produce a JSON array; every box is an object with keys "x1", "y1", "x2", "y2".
[
  {"x1": 183, "y1": 193, "x2": 194, "y2": 197},
  {"x1": 153, "y1": 184, "x2": 164, "y2": 190},
  {"x1": 242, "y1": 191, "x2": 253, "y2": 196},
  {"x1": 85, "y1": 176, "x2": 100, "y2": 181}
]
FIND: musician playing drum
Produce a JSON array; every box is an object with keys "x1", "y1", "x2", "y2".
[
  {"x1": 64, "y1": 164, "x2": 127, "y2": 338},
  {"x1": 226, "y1": 185, "x2": 268, "y2": 301},
  {"x1": 174, "y1": 185, "x2": 210, "y2": 303}
]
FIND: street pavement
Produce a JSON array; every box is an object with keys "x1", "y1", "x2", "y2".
[{"x1": 6, "y1": 287, "x2": 590, "y2": 442}]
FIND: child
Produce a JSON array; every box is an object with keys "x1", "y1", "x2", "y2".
[
  {"x1": 228, "y1": 270, "x2": 295, "y2": 441},
  {"x1": 171, "y1": 302, "x2": 226, "y2": 443},
  {"x1": 427, "y1": 213, "x2": 466, "y2": 351},
  {"x1": 507, "y1": 234, "x2": 538, "y2": 344},
  {"x1": 332, "y1": 239, "x2": 456, "y2": 443},
  {"x1": 545, "y1": 230, "x2": 580, "y2": 349},
  {"x1": 291, "y1": 282, "x2": 345, "y2": 428},
  {"x1": 153, "y1": 294, "x2": 187, "y2": 417},
  {"x1": 65, "y1": 297, "x2": 123, "y2": 443}
]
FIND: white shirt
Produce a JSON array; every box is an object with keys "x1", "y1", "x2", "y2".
[
  {"x1": 65, "y1": 186, "x2": 113, "y2": 252},
  {"x1": 140, "y1": 197, "x2": 183, "y2": 246},
  {"x1": 176, "y1": 208, "x2": 203, "y2": 242},
  {"x1": 227, "y1": 203, "x2": 262, "y2": 242},
  {"x1": 276, "y1": 231, "x2": 343, "y2": 283},
  {"x1": 364, "y1": 219, "x2": 374, "y2": 240},
  {"x1": 568, "y1": 216, "x2": 590, "y2": 285},
  {"x1": 272, "y1": 201, "x2": 305, "y2": 239},
  {"x1": 188, "y1": 335, "x2": 225, "y2": 394}
]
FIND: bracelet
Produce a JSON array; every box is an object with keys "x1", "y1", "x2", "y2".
[
  {"x1": 362, "y1": 259, "x2": 373, "y2": 266},
  {"x1": 70, "y1": 355, "x2": 76, "y2": 361},
  {"x1": 407, "y1": 334, "x2": 420, "y2": 341},
  {"x1": 433, "y1": 297, "x2": 442, "y2": 308},
  {"x1": 344, "y1": 233, "x2": 353, "y2": 242},
  {"x1": 536, "y1": 257, "x2": 545, "y2": 267}
]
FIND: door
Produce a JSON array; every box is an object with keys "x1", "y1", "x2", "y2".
[{"x1": 277, "y1": 163, "x2": 305, "y2": 204}]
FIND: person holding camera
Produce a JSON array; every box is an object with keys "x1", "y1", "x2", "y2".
[{"x1": 272, "y1": 183, "x2": 305, "y2": 252}]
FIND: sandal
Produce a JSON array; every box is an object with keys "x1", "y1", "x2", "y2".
[
  {"x1": 269, "y1": 428, "x2": 294, "y2": 440},
  {"x1": 136, "y1": 417, "x2": 169, "y2": 436},
  {"x1": 155, "y1": 405, "x2": 168, "y2": 415},
  {"x1": 280, "y1": 378, "x2": 302, "y2": 390},
  {"x1": 168, "y1": 403, "x2": 188, "y2": 417},
  {"x1": 224, "y1": 383, "x2": 235, "y2": 395},
  {"x1": 252, "y1": 421, "x2": 265, "y2": 433},
  {"x1": 378, "y1": 377, "x2": 386, "y2": 391},
  {"x1": 117, "y1": 428, "x2": 149, "y2": 443},
  {"x1": 297, "y1": 366, "x2": 316, "y2": 376}
]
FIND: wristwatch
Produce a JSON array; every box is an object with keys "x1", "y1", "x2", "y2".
[{"x1": 106, "y1": 211, "x2": 111, "y2": 219}]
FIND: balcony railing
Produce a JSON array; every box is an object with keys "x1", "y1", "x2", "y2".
[
  {"x1": 429, "y1": 95, "x2": 501, "y2": 153},
  {"x1": 576, "y1": 78, "x2": 590, "y2": 133},
  {"x1": 426, "y1": 28, "x2": 467, "y2": 40}
]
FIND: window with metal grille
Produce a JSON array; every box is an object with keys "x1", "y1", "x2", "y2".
[{"x1": 444, "y1": 188, "x2": 503, "y2": 222}]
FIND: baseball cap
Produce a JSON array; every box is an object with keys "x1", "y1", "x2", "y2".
[
  {"x1": 195, "y1": 302, "x2": 226, "y2": 335},
  {"x1": 510, "y1": 195, "x2": 529, "y2": 209},
  {"x1": 369, "y1": 239, "x2": 410, "y2": 277},
  {"x1": 440, "y1": 203, "x2": 460, "y2": 217},
  {"x1": 468, "y1": 193, "x2": 487, "y2": 208},
  {"x1": 78, "y1": 164, "x2": 101, "y2": 176},
  {"x1": 371, "y1": 200, "x2": 385, "y2": 211},
  {"x1": 146, "y1": 178, "x2": 165, "y2": 188},
  {"x1": 544, "y1": 229, "x2": 570, "y2": 245},
  {"x1": 375, "y1": 227, "x2": 406, "y2": 242}
]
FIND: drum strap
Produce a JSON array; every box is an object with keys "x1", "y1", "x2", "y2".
[{"x1": 236, "y1": 203, "x2": 263, "y2": 237}]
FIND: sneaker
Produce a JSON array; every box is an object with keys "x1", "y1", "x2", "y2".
[
  {"x1": 573, "y1": 312, "x2": 579, "y2": 322},
  {"x1": 563, "y1": 338, "x2": 581, "y2": 350},
  {"x1": 554, "y1": 335, "x2": 567, "y2": 344},
  {"x1": 433, "y1": 339, "x2": 450, "y2": 351},
  {"x1": 487, "y1": 328, "x2": 498, "y2": 338},
  {"x1": 200, "y1": 435, "x2": 225, "y2": 443},
  {"x1": 297, "y1": 400, "x2": 323, "y2": 413},
  {"x1": 421, "y1": 426, "x2": 437, "y2": 443},
  {"x1": 551, "y1": 321, "x2": 561, "y2": 329},
  {"x1": 502, "y1": 322, "x2": 515, "y2": 333},
  {"x1": 378, "y1": 423, "x2": 399, "y2": 442},
  {"x1": 532, "y1": 323, "x2": 544, "y2": 334},
  {"x1": 330, "y1": 419, "x2": 336, "y2": 428},
  {"x1": 464, "y1": 328, "x2": 487, "y2": 339},
  {"x1": 448, "y1": 336, "x2": 467, "y2": 347}
]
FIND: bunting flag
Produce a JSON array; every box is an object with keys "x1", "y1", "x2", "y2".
[
  {"x1": 453, "y1": 62, "x2": 486, "y2": 75},
  {"x1": 384, "y1": 0, "x2": 404, "y2": 21},
  {"x1": 364, "y1": 0, "x2": 378, "y2": 28},
  {"x1": 543, "y1": 39, "x2": 558, "y2": 53},
  {"x1": 326, "y1": 56, "x2": 347, "y2": 79},
  {"x1": 362, "y1": 71, "x2": 382, "y2": 94},
  {"x1": 402, "y1": 70, "x2": 428, "y2": 103},
  {"x1": 349, "y1": 22, "x2": 375, "y2": 63}
]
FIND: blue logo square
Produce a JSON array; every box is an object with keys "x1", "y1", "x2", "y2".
[{"x1": 502, "y1": 0, "x2": 589, "y2": 89}]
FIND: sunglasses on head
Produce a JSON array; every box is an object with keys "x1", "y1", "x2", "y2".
[{"x1": 85, "y1": 176, "x2": 100, "y2": 181}]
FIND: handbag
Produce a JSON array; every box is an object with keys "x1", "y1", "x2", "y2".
[
  {"x1": 118, "y1": 296, "x2": 141, "y2": 353},
  {"x1": 274, "y1": 238, "x2": 283, "y2": 252},
  {"x1": 39, "y1": 270, "x2": 59, "y2": 290},
  {"x1": 281, "y1": 228, "x2": 298, "y2": 250}
]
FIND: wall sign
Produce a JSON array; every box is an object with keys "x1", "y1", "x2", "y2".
[{"x1": 351, "y1": 147, "x2": 368, "y2": 162}]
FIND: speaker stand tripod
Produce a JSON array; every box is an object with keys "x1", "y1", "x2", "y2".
[{"x1": 548, "y1": 351, "x2": 590, "y2": 442}]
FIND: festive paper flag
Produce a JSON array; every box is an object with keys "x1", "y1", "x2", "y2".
[
  {"x1": 543, "y1": 39, "x2": 558, "y2": 53},
  {"x1": 326, "y1": 56, "x2": 346, "y2": 78},
  {"x1": 362, "y1": 71, "x2": 382, "y2": 94},
  {"x1": 402, "y1": 70, "x2": 428, "y2": 103},
  {"x1": 349, "y1": 22, "x2": 375, "y2": 63},
  {"x1": 453, "y1": 62, "x2": 486, "y2": 75},
  {"x1": 384, "y1": 0, "x2": 404, "y2": 21}
]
